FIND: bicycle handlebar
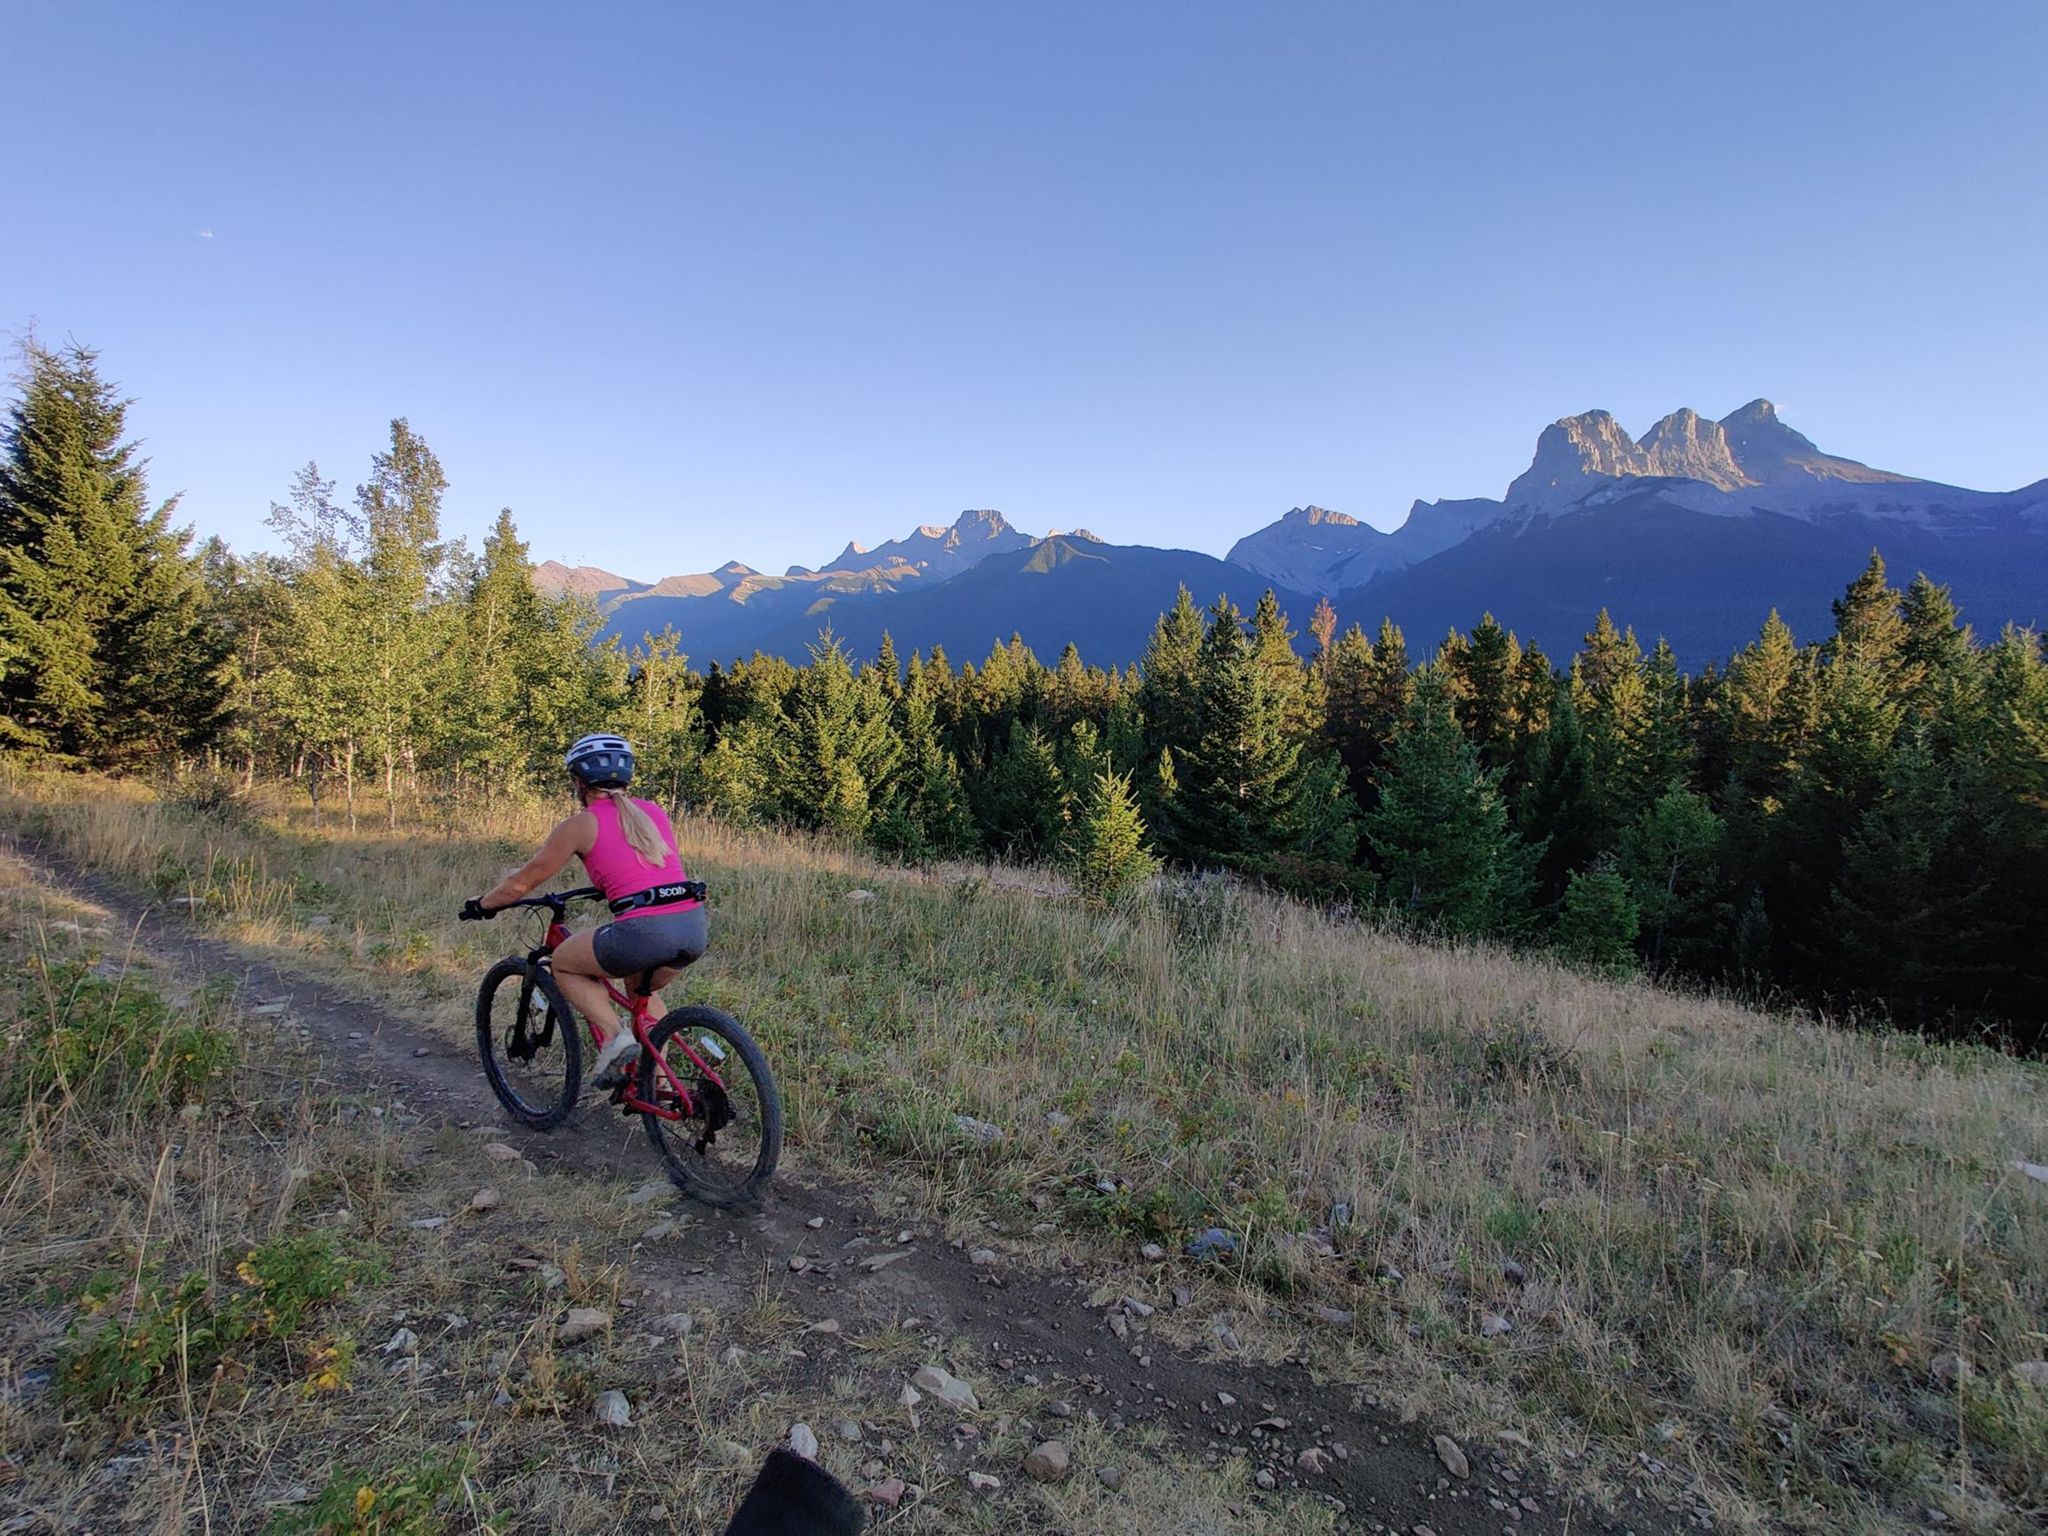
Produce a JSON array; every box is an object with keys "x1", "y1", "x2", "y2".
[{"x1": 460, "y1": 887, "x2": 605, "y2": 921}]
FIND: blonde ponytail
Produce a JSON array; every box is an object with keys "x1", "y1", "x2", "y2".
[{"x1": 603, "y1": 788, "x2": 668, "y2": 866}]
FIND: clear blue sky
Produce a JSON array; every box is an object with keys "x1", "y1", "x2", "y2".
[{"x1": 5, "y1": 1, "x2": 2044, "y2": 579}]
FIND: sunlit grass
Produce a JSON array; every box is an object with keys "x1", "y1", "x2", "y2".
[{"x1": 3, "y1": 767, "x2": 2044, "y2": 1531}]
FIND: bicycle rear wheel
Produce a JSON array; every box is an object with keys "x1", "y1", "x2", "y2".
[
  {"x1": 475, "y1": 957, "x2": 583, "y2": 1129},
  {"x1": 637, "y1": 1005, "x2": 781, "y2": 1207}
]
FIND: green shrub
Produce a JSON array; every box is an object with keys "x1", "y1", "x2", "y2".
[
  {"x1": 269, "y1": 1452, "x2": 477, "y2": 1536},
  {"x1": 166, "y1": 769, "x2": 252, "y2": 825},
  {"x1": 6, "y1": 963, "x2": 235, "y2": 1115},
  {"x1": 59, "y1": 1233, "x2": 374, "y2": 1412}
]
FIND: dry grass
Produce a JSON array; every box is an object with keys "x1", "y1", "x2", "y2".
[
  {"x1": 0, "y1": 818, "x2": 1343, "y2": 1535},
  {"x1": 3, "y1": 769, "x2": 2045, "y2": 1532}
]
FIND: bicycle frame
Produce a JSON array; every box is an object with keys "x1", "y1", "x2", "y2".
[{"x1": 522, "y1": 893, "x2": 729, "y2": 1121}]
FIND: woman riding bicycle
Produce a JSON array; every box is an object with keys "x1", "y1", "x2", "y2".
[{"x1": 464, "y1": 733, "x2": 706, "y2": 1089}]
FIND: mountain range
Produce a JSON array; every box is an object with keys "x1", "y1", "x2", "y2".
[{"x1": 535, "y1": 401, "x2": 2047, "y2": 668}]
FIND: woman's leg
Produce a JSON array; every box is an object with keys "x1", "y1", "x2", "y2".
[{"x1": 550, "y1": 929, "x2": 620, "y2": 1042}]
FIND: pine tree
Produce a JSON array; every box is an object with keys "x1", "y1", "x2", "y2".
[
  {"x1": 1363, "y1": 667, "x2": 1532, "y2": 938},
  {"x1": 1569, "y1": 610, "x2": 1652, "y2": 845},
  {"x1": 870, "y1": 632, "x2": 904, "y2": 702},
  {"x1": 1632, "y1": 640, "x2": 1694, "y2": 805},
  {"x1": 1169, "y1": 597, "x2": 1302, "y2": 866},
  {"x1": 1138, "y1": 585, "x2": 1205, "y2": 768},
  {"x1": 1825, "y1": 550, "x2": 1907, "y2": 676},
  {"x1": 1249, "y1": 590, "x2": 1312, "y2": 743},
  {"x1": 1554, "y1": 865, "x2": 1639, "y2": 974},
  {"x1": 1281, "y1": 749, "x2": 1363, "y2": 872},
  {"x1": 875, "y1": 687, "x2": 977, "y2": 859},
  {"x1": 1827, "y1": 730, "x2": 2011, "y2": 1029},
  {"x1": 1321, "y1": 617, "x2": 1410, "y2": 807},
  {"x1": 1447, "y1": 613, "x2": 1521, "y2": 770},
  {"x1": 0, "y1": 341, "x2": 227, "y2": 759},
  {"x1": 1615, "y1": 786, "x2": 1726, "y2": 972},
  {"x1": 1898, "y1": 573, "x2": 1971, "y2": 719},
  {"x1": 1514, "y1": 682, "x2": 1599, "y2": 907},
  {"x1": 769, "y1": 631, "x2": 901, "y2": 838},
  {"x1": 979, "y1": 718, "x2": 1066, "y2": 857},
  {"x1": 1062, "y1": 770, "x2": 1160, "y2": 906},
  {"x1": 1719, "y1": 610, "x2": 1818, "y2": 815}
]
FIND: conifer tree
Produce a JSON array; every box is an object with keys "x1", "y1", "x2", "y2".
[
  {"x1": 1826, "y1": 730, "x2": 2011, "y2": 1030},
  {"x1": 1633, "y1": 639, "x2": 1694, "y2": 805},
  {"x1": 1554, "y1": 864, "x2": 1640, "y2": 974},
  {"x1": 1062, "y1": 769, "x2": 1160, "y2": 906},
  {"x1": 1719, "y1": 610, "x2": 1816, "y2": 814},
  {"x1": 1570, "y1": 610, "x2": 1652, "y2": 844},
  {"x1": 1898, "y1": 573, "x2": 1971, "y2": 719},
  {"x1": 1825, "y1": 550, "x2": 1907, "y2": 676},
  {"x1": 870, "y1": 632, "x2": 904, "y2": 701},
  {"x1": 1514, "y1": 682, "x2": 1599, "y2": 907},
  {"x1": 979, "y1": 718, "x2": 1066, "y2": 856},
  {"x1": 874, "y1": 686, "x2": 977, "y2": 859},
  {"x1": 1249, "y1": 590, "x2": 1313, "y2": 743},
  {"x1": 1138, "y1": 585, "x2": 1205, "y2": 767},
  {"x1": 1322, "y1": 617, "x2": 1410, "y2": 806},
  {"x1": 1616, "y1": 786, "x2": 1726, "y2": 971},
  {"x1": 1169, "y1": 597, "x2": 1302, "y2": 866},
  {"x1": 0, "y1": 341, "x2": 226, "y2": 759},
  {"x1": 770, "y1": 632, "x2": 900, "y2": 838},
  {"x1": 1363, "y1": 667, "x2": 1531, "y2": 937},
  {"x1": 1448, "y1": 613, "x2": 1520, "y2": 770}
]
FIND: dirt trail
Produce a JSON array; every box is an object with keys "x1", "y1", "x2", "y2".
[{"x1": 17, "y1": 842, "x2": 1689, "y2": 1536}]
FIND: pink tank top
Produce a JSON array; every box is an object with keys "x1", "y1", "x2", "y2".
[{"x1": 582, "y1": 796, "x2": 693, "y2": 918}]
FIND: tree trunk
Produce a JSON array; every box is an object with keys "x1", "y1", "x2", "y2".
[
  {"x1": 344, "y1": 737, "x2": 359, "y2": 833},
  {"x1": 307, "y1": 750, "x2": 323, "y2": 829}
]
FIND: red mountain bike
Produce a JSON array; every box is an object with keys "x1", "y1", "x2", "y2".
[{"x1": 466, "y1": 886, "x2": 781, "y2": 1207}]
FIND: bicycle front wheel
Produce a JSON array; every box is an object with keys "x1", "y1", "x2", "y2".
[
  {"x1": 638, "y1": 1005, "x2": 781, "y2": 1207},
  {"x1": 475, "y1": 957, "x2": 583, "y2": 1129}
]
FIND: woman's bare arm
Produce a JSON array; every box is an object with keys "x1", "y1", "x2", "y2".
[{"x1": 480, "y1": 813, "x2": 595, "y2": 909}]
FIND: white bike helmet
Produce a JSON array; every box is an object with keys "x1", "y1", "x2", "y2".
[{"x1": 564, "y1": 732, "x2": 635, "y2": 789}]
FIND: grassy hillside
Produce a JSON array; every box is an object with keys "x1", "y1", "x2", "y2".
[{"x1": 3, "y1": 770, "x2": 2044, "y2": 1532}]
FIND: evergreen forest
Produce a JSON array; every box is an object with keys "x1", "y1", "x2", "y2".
[{"x1": 6, "y1": 342, "x2": 2044, "y2": 1048}]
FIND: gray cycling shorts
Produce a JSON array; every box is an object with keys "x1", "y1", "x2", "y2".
[{"x1": 592, "y1": 906, "x2": 708, "y2": 978}]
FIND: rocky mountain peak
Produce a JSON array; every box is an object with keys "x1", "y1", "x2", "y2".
[
  {"x1": 1638, "y1": 408, "x2": 1751, "y2": 490},
  {"x1": 1506, "y1": 410, "x2": 1647, "y2": 508},
  {"x1": 1284, "y1": 505, "x2": 1360, "y2": 527},
  {"x1": 1717, "y1": 399, "x2": 1913, "y2": 487},
  {"x1": 953, "y1": 508, "x2": 1016, "y2": 537}
]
